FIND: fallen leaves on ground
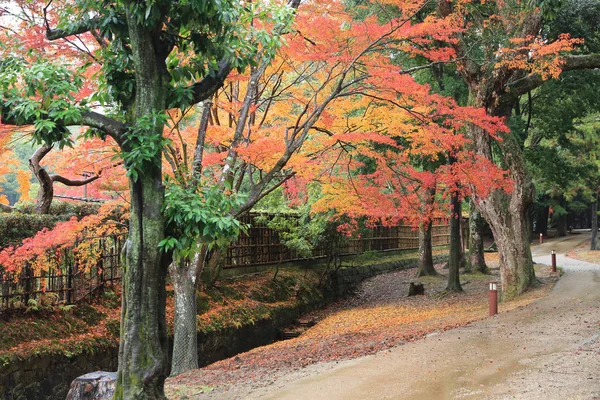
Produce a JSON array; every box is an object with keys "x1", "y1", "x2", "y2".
[
  {"x1": 166, "y1": 255, "x2": 558, "y2": 397},
  {"x1": 566, "y1": 239, "x2": 600, "y2": 264}
]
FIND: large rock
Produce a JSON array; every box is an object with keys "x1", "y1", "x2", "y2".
[{"x1": 66, "y1": 371, "x2": 116, "y2": 400}]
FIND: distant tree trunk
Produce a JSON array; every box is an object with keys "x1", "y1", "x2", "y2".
[
  {"x1": 592, "y1": 191, "x2": 598, "y2": 251},
  {"x1": 467, "y1": 200, "x2": 488, "y2": 274},
  {"x1": 417, "y1": 185, "x2": 438, "y2": 277},
  {"x1": 555, "y1": 196, "x2": 568, "y2": 237},
  {"x1": 534, "y1": 204, "x2": 549, "y2": 236},
  {"x1": 417, "y1": 220, "x2": 437, "y2": 277},
  {"x1": 446, "y1": 188, "x2": 463, "y2": 292}
]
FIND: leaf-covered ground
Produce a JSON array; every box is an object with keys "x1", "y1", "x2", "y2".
[
  {"x1": 566, "y1": 238, "x2": 600, "y2": 264},
  {"x1": 0, "y1": 249, "x2": 444, "y2": 364},
  {"x1": 166, "y1": 254, "x2": 559, "y2": 399}
]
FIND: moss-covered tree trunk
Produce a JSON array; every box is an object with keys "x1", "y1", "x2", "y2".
[
  {"x1": 468, "y1": 88, "x2": 536, "y2": 299},
  {"x1": 472, "y1": 150, "x2": 536, "y2": 298},
  {"x1": 467, "y1": 200, "x2": 488, "y2": 274},
  {"x1": 115, "y1": 8, "x2": 170, "y2": 399}
]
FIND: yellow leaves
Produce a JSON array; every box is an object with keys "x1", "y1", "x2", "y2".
[{"x1": 16, "y1": 170, "x2": 31, "y2": 202}]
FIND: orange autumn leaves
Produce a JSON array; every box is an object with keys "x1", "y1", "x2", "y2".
[{"x1": 0, "y1": 201, "x2": 127, "y2": 276}]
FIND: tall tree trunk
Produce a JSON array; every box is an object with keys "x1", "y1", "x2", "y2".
[
  {"x1": 417, "y1": 220, "x2": 437, "y2": 277},
  {"x1": 467, "y1": 199, "x2": 488, "y2": 274},
  {"x1": 417, "y1": 185, "x2": 437, "y2": 277},
  {"x1": 592, "y1": 190, "x2": 598, "y2": 251},
  {"x1": 468, "y1": 97, "x2": 536, "y2": 299},
  {"x1": 115, "y1": 9, "x2": 170, "y2": 399},
  {"x1": 446, "y1": 189, "x2": 463, "y2": 292},
  {"x1": 170, "y1": 261, "x2": 199, "y2": 377},
  {"x1": 117, "y1": 173, "x2": 169, "y2": 399}
]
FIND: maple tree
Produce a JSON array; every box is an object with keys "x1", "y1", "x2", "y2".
[
  {"x1": 0, "y1": 0, "x2": 293, "y2": 396},
  {"x1": 425, "y1": 0, "x2": 600, "y2": 299}
]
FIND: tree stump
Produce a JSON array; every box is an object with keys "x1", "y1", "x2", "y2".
[
  {"x1": 408, "y1": 282, "x2": 424, "y2": 296},
  {"x1": 66, "y1": 371, "x2": 117, "y2": 400}
]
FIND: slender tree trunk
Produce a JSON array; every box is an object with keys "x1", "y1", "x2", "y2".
[
  {"x1": 29, "y1": 145, "x2": 54, "y2": 214},
  {"x1": 446, "y1": 188, "x2": 463, "y2": 292},
  {"x1": 468, "y1": 199, "x2": 488, "y2": 274},
  {"x1": 170, "y1": 261, "x2": 199, "y2": 377},
  {"x1": 417, "y1": 186, "x2": 437, "y2": 277},
  {"x1": 591, "y1": 190, "x2": 598, "y2": 251},
  {"x1": 417, "y1": 220, "x2": 437, "y2": 277},
  {"x1": 201, "y1": 248, "x2": 226, "y2": 285}
]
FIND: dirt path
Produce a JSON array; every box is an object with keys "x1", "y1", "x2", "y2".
[{"x1": 251, "y1": 234, "x2": 600, "y2": 400}]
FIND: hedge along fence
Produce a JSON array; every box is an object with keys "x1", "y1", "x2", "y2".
[
  {"x1": 0, "y1": 213, "x2": 456, "y2": 310},
  {"x1": 0, "y1": 234, "x2": 124, "y2": 310},
  {"x1": 0, "y1": 202, "x2": 101, "y2": 249}
]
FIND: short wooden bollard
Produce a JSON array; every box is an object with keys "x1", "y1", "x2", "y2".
[
  {"x1": 66, "y1": 371, "x2": 116, "y2": 400},
  {"x1": 488, "y1": 282, "x2": 498, "y2": 317},
  {"x1": 551, "y1": 250, "x2": 557, "y2": 273}
]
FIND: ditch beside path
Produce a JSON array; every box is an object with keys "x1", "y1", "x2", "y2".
[{"x1": 257, "y1": 233, "x2": 600, "y2": 400}]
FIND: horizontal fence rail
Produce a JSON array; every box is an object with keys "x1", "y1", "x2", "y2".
[
  {"x1": 0, "y1": 214, "x2": 457, "y2": 310},
  {"x1": 0, "y1": 234, "x2": 125, "y2": 310},
  {"x1": 225, "y1": 214, "x2": 453, "y2": 268}
]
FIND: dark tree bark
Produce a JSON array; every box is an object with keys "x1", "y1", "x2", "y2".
[
  {"x1": 446, "y1": 188, "x2": 463, "y2": 292},
  {"x1": 417, "y1": 185, "x2": 438, "y2": 277},
  {"x1": 467, "y1": 199, "x2": 489, "y2": 274},
  {"x1": 555, "y1": 197, "x2": 568, "y2": 237},
  {"x1": 592, "y1": 190, "x2": 598, "y2": 251},
  {"x1": 417, "y1": 220, "x2": 437, "y2": 277},
  {"x1": 534, "y1": 204, "x2": 549, "y2": 235},
  {"x1": 470, "y1": 123, "x2": 536, "y2": 299},
  {"x1": 28, "y1": 145, "x2": 101, "y2": 214},
  {"x1": 114, "y1": 9, "x2": 171, "y2": 399}
]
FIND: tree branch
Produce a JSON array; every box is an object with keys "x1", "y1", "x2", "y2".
[
  {"x1": 51, "y1": 174, "x2": 100, "y2": 187},
  {"x1": 0, "y1": 203, "x2": 15, "y2": 213},
  {"x1": 188, "y1": 60, "x2": 233, "y2": 106},
  {"x1": 46, "y1": 17, "x2": 99, "y2": 41},
  {"x1": 507, "y1": 54, "x2": 600, "y2": 96}
]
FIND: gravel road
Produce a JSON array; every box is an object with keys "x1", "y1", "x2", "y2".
[{"x1": 252, "y1": 233, "x2": 600, "y2": 400}]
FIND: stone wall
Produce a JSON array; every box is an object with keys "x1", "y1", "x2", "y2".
[{"x1": 0, "y1": 253, "x2": 447, "y2": 399}]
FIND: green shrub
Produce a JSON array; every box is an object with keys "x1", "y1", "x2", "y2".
[
  {"x1": 0, "y1": 202, "x2": 102, "y2": 248},
  {"x1": 14, "y1": 201, "x2": 100, "y2": 217},
  {"x1": 0, "y1": 213, "x2": 70, "y2": 248}
]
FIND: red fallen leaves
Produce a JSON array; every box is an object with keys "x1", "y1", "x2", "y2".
[{"x1": 167, "y1": 257, "x2": 554, "y2": 393}]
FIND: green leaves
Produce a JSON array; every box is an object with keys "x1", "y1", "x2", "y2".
[
  {"x1": 121, "y1": 111, "x2": 170, "y2": 181},
  {"x1": 160, "y1": 181, "x2": 247, "y2": 260},
  {"x1": 0, "y1": 57, "x2": 86, "y2": 147}
]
